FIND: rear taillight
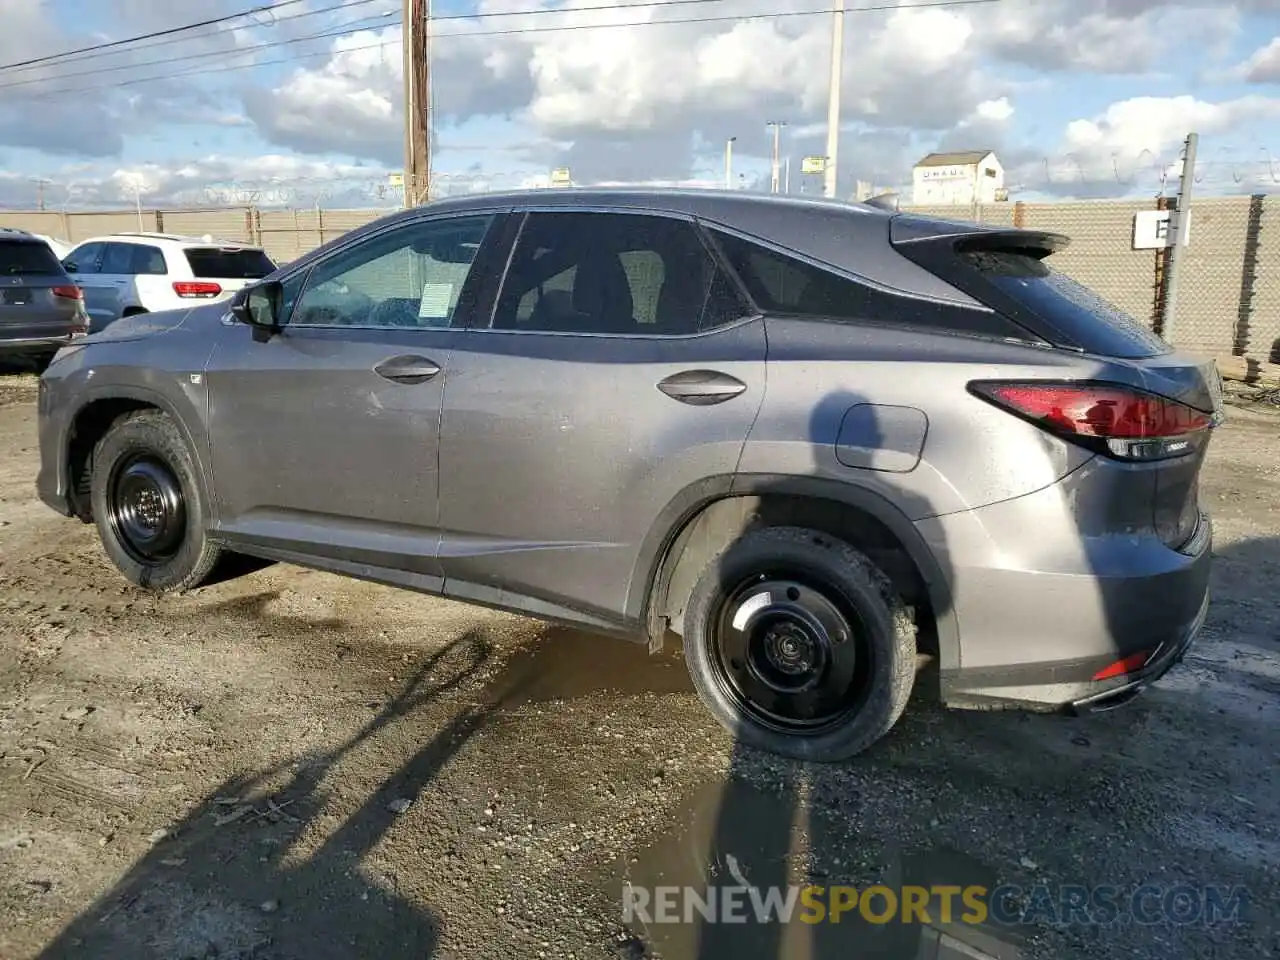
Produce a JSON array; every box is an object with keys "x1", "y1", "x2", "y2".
[
  {"x1": 970, "y1": 380, "x2": 1212, "y2": 461},
  {"x1": 173, "y1": 281, "x2": 222, "y2": 298},
  {"x1": 51, "y1": 285, "x2": 82, "y2": 300}
]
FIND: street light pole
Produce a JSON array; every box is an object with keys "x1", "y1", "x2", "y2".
[
  {"x1": 725, "y1": 137, "x2": 736, "y2": 190},
  {"x1": 767, "y1": 120, "x2": 787, "y2": 193},
  {"x1": 823, "y1": 3, "x2": 844, "y2": 198}
]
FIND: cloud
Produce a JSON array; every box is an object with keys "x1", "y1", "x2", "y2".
[
  {"x1": 1010, "y1": 94, "x2": 1280, "y2": 197},
  {"x1": 1237, "y1": 37, "x2": 1280, "y2": 82}
]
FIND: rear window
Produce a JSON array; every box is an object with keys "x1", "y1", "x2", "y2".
[
  {"x1": 957, "y1": 248, "x2": 1170, "y2": 358},
  {"x1": 0, "y1": 239, "x2": 63, "y2": 276},
  {"x1": 183, "y1": 247, "x2": 275, "y2": 279}
]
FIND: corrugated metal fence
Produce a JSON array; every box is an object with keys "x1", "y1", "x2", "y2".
[{"x1": 3, "y1": 197, "x2": 1278, "y2": 369}]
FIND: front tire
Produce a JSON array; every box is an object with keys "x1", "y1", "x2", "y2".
[
  {"x1": 90, "y1": 410, "x2": 222, "y2": 592},
  {"x1": 682, "y1": 526, "x2": 916, "y2": 762}
]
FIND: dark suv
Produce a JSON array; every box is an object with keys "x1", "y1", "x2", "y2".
[
  {"x1": 35, "y1": 190, "x2": 1219, "y2": 761},
  {"x1": 0, "y1": 228, "x2": 89, "y2": 362}
]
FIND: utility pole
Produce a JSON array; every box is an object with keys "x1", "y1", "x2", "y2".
[
  {"x1": 724, "y1": 137, "x2": 736, "y2": 190},
  {"x1": 401, "y1": 0, "x2": 430, "y2": 207},
  {"x1": 1161, "y1": 131, "x2": 1198, "y2": 344},
  {"x1": 767, "y1": 120, "x2": 787, "y2": 193},
  {"x1": 823, "y1": 3, "x2": 844, "y2": 198}
]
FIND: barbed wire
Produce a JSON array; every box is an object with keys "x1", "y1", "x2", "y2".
[{"x1": 7, "y1": 152, "x2": 1280, "y2": 213}]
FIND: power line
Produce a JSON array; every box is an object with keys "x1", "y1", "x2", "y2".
[
  {"x1": 3, "y1": 0, "x2": 733, "y2": 85},
  {"x1": 0, "y1": 14, "x2": 399, "y2": 91},
  {"x1": 0, "y1": 0, "x2": 391, "y2": 75},
  {"x1": 16, "y1": 0, "x2": 1004, "y2": 101},
  {"x1": 0, "y1": 0, "x2": 314, "y2": 72}
]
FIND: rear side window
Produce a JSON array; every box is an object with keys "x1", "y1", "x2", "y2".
[
  {"x1": 710, "y1": 229, "x2": 1028, "y2": 340},
  {"x1": 957, "y1": 249, "x2": 1169, "y2": 358},
  {"x1": 0, "y1": 240, "x2": 62, "y2": 275},
  {"x1": 131, "y1": 244, "x2": 168, "y2": 275},
  {"x1": 491, "y1": 212, "x2": 749, "y2": 336},
  {"x1": 100, "y1": 243, "x2": 136, "y2": 275},
  {"x1": 184, "y1": 247, "x2": 275, "y2": 279}
]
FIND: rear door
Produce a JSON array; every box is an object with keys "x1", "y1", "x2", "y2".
[
  {"x1": 125, "y1": 242, "x2": 172, "y2": 311},
  {"x1": 63, "y1": 241, "x2": 112, "y2": 330},
  {"x1": 435, "y1": 209, "x2": 765, "y2": 624},
  {"x1": 97, "y1": 242, "x2": 140, "y2": 317}
]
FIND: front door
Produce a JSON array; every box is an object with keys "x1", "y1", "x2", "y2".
[
  {"x1": 204, "y1": 212, "x2": 500, "y2": 584},
  {"x1": 436, "y1": 209, "x2": 767, "y2": 625}
]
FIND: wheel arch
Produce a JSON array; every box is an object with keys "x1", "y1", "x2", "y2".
[
  {"x1": 629, "y1": 474, "x2": 959, "y2": 673},
  {"x1": 63, "y1": 386, "x2": 212, "y2": 523}
]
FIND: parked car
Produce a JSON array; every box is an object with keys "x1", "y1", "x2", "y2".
[
  {"x1": 60, "y1": 232, "x2": 275, "y2": 331},
  {"x1": 34, "y1": 190, "x2": 1221, "y2": 761},
  {"x1": 0, "y1": 227, "x2": 88, "y2": 363}
]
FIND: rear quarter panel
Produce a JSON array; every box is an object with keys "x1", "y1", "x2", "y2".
[{"x1": 740, "y1": 318, "x2": 1110, "y2": 521}]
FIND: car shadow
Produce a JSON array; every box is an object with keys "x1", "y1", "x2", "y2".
[{"x1": 35, "y1": 629, "x2": 505, "y2": 960}]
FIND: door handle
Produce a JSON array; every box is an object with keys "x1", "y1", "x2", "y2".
[
  {"x1": 374, "y1": 355, "x2": 441, "y2": 384},
  {"x1": 656, "y1": 369, "x2": 748, "y2": 405}
]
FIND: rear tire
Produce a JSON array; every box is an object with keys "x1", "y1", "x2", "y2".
[
  {"x1": 89, "y1": 410, "x2": 222, "y2": 592},
  {"x1": 682, "y1": 525, "x2": 916, "y2": 762}
]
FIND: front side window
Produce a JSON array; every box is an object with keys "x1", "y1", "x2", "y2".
[
  {"x1": 490, "y1": 212, "x2": 748, "y2": 336},
  {"x1": 289, "y1": 215, "x2": 493, "y2": 329},
  {"x1": 66, "y1": 242, "x2": 104, "y2": 275}
]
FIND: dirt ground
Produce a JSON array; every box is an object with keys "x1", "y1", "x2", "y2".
[{"x1": 0, "y1": 369, "x2": 1277, "y2": 960}]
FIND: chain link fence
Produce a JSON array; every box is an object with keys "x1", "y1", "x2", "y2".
[{"x1": 3, "y1": 195, "x2": 1278, "y2": 370}]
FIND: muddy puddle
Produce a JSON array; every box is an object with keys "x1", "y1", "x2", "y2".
[{"x1": 601, "y1": 776, "x2": 1029, "y2": 960}]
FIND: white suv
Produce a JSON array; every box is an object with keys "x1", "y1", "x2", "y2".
[{"x1": 61, "y1": 233, "x2": 276, "y2": 331}]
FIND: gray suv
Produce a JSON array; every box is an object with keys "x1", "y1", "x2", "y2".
[
  {"x1": 35, "y1": 190, "x2": 1219, "y2": 761},
  {"x1": 1, "y1": 228, "x2": 89, "y2": 362}
]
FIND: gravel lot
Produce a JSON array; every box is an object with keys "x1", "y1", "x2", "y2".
[{"x1": 0, "y1": 369, "x2": 1277, "y2": 960}]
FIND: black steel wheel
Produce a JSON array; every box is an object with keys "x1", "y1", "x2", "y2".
[
  {"x1": 682, "y1": 526, "x2": 917, "y2": 762},
  {"x1": 709, "y1": 573, "x2": 874, "y2": 735},
  {"x1": 106, "y1": 453, "x2": 188, "y2": 565},
  {"x1": 89, "y1": 410, "x2": 224, "y2": 592}
]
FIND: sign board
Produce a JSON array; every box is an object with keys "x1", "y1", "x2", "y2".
[
  {"x1": 800, "y1": 156, "x2": 827, "y2": 175},
  {"x1": 917, "y1": 166, "x2": 974, "y2": 181},
  {"x1": 550, "y1": 167, "x2": 571, "y2": 186},
  {"x1": 387, "y1": 173, "x2": 404, "y2": 187},
  {"x1": 1133, "y1": 209, "x2": 1192, "y2": 250}
]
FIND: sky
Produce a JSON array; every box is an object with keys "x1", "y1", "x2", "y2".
[{"x1": 0, "y1": 0, "x2": 1278, "y2": 209}]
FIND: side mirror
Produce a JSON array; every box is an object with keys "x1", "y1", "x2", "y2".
[
  {"x1": 63, "y1": 261, "x2": 77, "y2": 273},
  {"x1": 231, "y1": 281, "x2": 283, "y2": 342}
]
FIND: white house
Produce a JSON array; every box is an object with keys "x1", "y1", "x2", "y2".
[{"x1": 911, "y1": 150, "x2": 1007, "y2": 205}]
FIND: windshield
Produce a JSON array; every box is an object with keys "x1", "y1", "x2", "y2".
[
  {"x1": 0, "y1": 239, "x2": 63, "y2": 276},
  {"x1": 183, "y1": 247, "x2": 276, "y2": 279},
  {"x1": 958, "y1": 248, "x2": 1171, "y2": 357}
]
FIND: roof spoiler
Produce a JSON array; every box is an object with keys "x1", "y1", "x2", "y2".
[{"x1": 889, "y1": 212, "x2": 1070, "y2": 255}]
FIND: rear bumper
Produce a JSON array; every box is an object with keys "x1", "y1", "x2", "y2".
[
  {"x1": 1066, "y1": 588, "x2": 1206, "y2": 714},
  {"x1": 920, "y1": 487, "x2": 1212, "y2": 710},
  {"x1": 0, "y1": 331, "x2": 78, "y2": 354}
]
